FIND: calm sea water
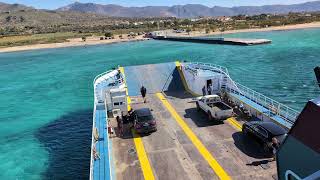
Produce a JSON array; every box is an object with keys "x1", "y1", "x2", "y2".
[{"x1": 0, "y1": 28, "x2": 319, "y2": 179}]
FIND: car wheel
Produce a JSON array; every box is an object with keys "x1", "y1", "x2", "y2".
[
  {"x1": 196, "y1": 102, "x2": 200, "y2": 111},
  {"x1": 242, "y1": 127, "x2": 248, "y2": 135},
  {"x1": 208, "y1": 111, "x2": 213, "y2": 120}
]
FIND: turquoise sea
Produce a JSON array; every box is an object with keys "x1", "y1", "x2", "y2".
[{"x1": 0, "y1": 28, "x2": 319, "y2": 179}]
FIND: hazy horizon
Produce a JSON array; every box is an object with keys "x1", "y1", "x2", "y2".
[{"x1": 0, "y1": 0, "x2": 318, "y2": 10}]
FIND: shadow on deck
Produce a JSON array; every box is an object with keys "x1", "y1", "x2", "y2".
[
  {"x1": 232, "y1": 132, "x2": 272, "y2": 159},
  {"x1": 184, "y1": 107, "x2": 224, "y2": 127}
]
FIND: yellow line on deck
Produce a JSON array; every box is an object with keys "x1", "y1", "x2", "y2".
[
  {"x1": 120, "y1": 66, "x2": 154, "y2": 179},
  {"x1": 226, "y1": 117, "x2": 242, "y2": 131},
  {"x1": 132, "y1": 130, "x2": 155, "y2": 180},
  {"x1": 118, "y1": 66, "x2": 131, "y2": 111},
  {"x1": 156, "y1": 93, "x2": 231, "y2": 180},
  {"x1": 175, "y1": 61, "x2": 201, "y2": 97}
]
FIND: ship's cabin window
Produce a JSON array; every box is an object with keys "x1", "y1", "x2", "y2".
[{"x1": 114, "y1": 102, "x2": 124, "y2": 106}]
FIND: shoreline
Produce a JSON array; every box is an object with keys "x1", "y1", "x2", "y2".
[
  {"x1": 0, "y1": 35, "x2": 150, "y2": 53},
  {"x1": 1, "y1": 22, "x2": 320, "y2": 53}
]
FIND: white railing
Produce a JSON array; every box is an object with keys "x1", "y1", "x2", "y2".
[
  {"x1": 226, "y1": 82, "x2": 299, "y2": 125},
  {"x1": 93, "y1": 70, "x2": 124, "y2": 103},
  {"x1": 90, "y1": 70, "x2": 122, "y2": 180},
  {"x1": 89, "y1": 100, "x2": 97, "y2": 180},
  {"x1": 93, "y1": 70, "x2": 114, "y2": 86},
  {"x1": 184, "y1": 62, "x2": 229, "y2": 76},
  {"x1": 184, "y1": 62, "x2": 241, "y2": 93},
  {"x1": 184, "y1": 62, "x2": 299, "y2": 126}
]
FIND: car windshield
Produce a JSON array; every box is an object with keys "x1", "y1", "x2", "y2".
[{"x1": 137, "y1": 115, "x2": 153, "y2": 122}]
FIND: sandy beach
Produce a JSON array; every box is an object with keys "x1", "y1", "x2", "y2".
[
  {"x1": 1, "y1": 22, "x2": 320, "y2": 53},
  {"x1": 0, "y1": 35, "x2": 149, "y2": 53}
]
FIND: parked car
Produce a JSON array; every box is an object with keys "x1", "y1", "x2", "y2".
[
  {"x1": 196, "y1": 95, "x2": 233, "y2": 120},
  {"x1": 133, "y1": 108, "x2": 157, "y2": 134},
  {"x1": 242, "y1": 121, "x2": 287, "y2": 152}
]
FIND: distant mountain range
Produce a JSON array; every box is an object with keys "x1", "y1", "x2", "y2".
[
  {"x1": 57, "y1": 1, "x2": 320, "y2": 18},
  {"x1": 1, "y1": 1, "x2": 320, "y2": 18},
  {"x1": 0, "y1": 2, "x2": 33, "y2": 12}
]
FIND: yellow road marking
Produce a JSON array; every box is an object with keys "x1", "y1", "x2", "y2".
[
  {"x1": 226, "y1": 117, "x2": 242, "y2": 131},
  {"x1": 119, "y1": 66, "x2": 131, "y2": 111},
  {"x1": 120, "y1": 67, "x2": 154, "y2": 179},
  {"x1": 156, "y1": 93, "x2": 231, "y2": 180},
  {"x1": 132, "y1": 130, "x2": 155, "y2": 180},
  {"x1": 175, "y1": 61, "x2": 201, "y2": 97}
]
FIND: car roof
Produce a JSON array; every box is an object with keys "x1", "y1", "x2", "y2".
[
  {"x1": 135, "y1": 108, "x2": 152, "y2": 117},
  {"x1": 253, "y1": 121, "x2": 287, "y2": 135}
]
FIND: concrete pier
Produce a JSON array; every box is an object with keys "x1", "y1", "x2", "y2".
[{"x1": 153, "y1": 36, "x2": 272, "y2": 46}]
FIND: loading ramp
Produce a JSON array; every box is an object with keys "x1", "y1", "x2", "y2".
[{"x1": 123, "y1": 62, "x2": 184, "y2": 96}]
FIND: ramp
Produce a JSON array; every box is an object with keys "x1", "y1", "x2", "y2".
[{"x1": 124, "y1": 62, "x2": 184, "y2": 96}]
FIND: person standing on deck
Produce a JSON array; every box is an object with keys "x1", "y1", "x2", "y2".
[
  {"x1": 128, "y1": 109, "x2": 135, "y2": 128},
  {"x1": 202, "y1": 86, "x2": 206, "y2": 96},
  {"x1": 107, "y1": 119, "x2": 114, "y2": 138},
  {"x1": 271, "y1": 137, "x2": 280, "y2": 161},
  {"x1": 140, "y1": 86, "x2": 147, "y2": 103},
  {"x1": 207, "y1": 85, "x2": 212, "y2": 95},
  {"x1": 211, "y1": 83, "x2": 215, "y2": 94},
  {"x1": 116, "y1": 116, "x2": 123, "y2": 137}
]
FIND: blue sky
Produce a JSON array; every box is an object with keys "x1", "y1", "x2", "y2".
[{"x1": 1, "y1": 0, "x2": 316, "y2": 9}]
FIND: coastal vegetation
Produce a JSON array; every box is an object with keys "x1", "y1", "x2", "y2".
[
  {"x1": 0, "y1": 32, "x2": 94, "y2": 48},
  {"x1": 1, "y1": 7, "x2": 320, "y2": 47}
]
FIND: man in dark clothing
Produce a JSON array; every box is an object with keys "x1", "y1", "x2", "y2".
[
  {"x1": 202, "y1": 86, "x2": 206, "y2": 96},
  {"x1": 140, "y1": 86, "x2": 147, "y2": 103},
  {"x1": 128, "y1": 109, "x2": 135, "y2": 128},
  {"x1": 207, "y1": 85, "x2": 212, "y2": 95},
  {"x1": 271, "y1": 137, "x2": 280, "y2": 161},
  {"x1": 116, "y1": 116, "x2": 123, "y2": 137}
]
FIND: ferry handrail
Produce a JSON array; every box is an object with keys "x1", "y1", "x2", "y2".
[
  {"x1": 90, "y1": 69, "x2": 124, "y2": 180},
  {"x1": 93, "y1": 70, "x2": 114, "y2": 86},
  {"x1": 93, "y1": 69, "x2": 125, "y2": 102},
  {"x1": 184, "y1": 61, "x2": 298, "y2": 125},
  {"x1": 184, "y1": 62, "x2": 242, "y2": 93},
  {"x1": 90, "y1": 71, "x2": 109, "y2": 180},
  {"x1": 90, "y1": 70, "x2": 108, "y2": 180},
  {"x1": 89, "y1": 93, "x2": 97, "y2": 180},
  {"x1": 184, "y1": 62, "x2": 229, "y2": 75},
  {"x1": 228, "y1": 82, "x2": 299, "y2": 124}
]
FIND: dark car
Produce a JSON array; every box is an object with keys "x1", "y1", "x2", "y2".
[
  {"x1": 242, "y1": 121, "x2": 287, "y2": 151},
  {"x1": 133, "y1": 108, "x2": 157, "y2": 134}
]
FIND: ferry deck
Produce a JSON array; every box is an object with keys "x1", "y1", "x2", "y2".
[{"x1": 90, "y1": 62, "x2": 298, "y2": 180}]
